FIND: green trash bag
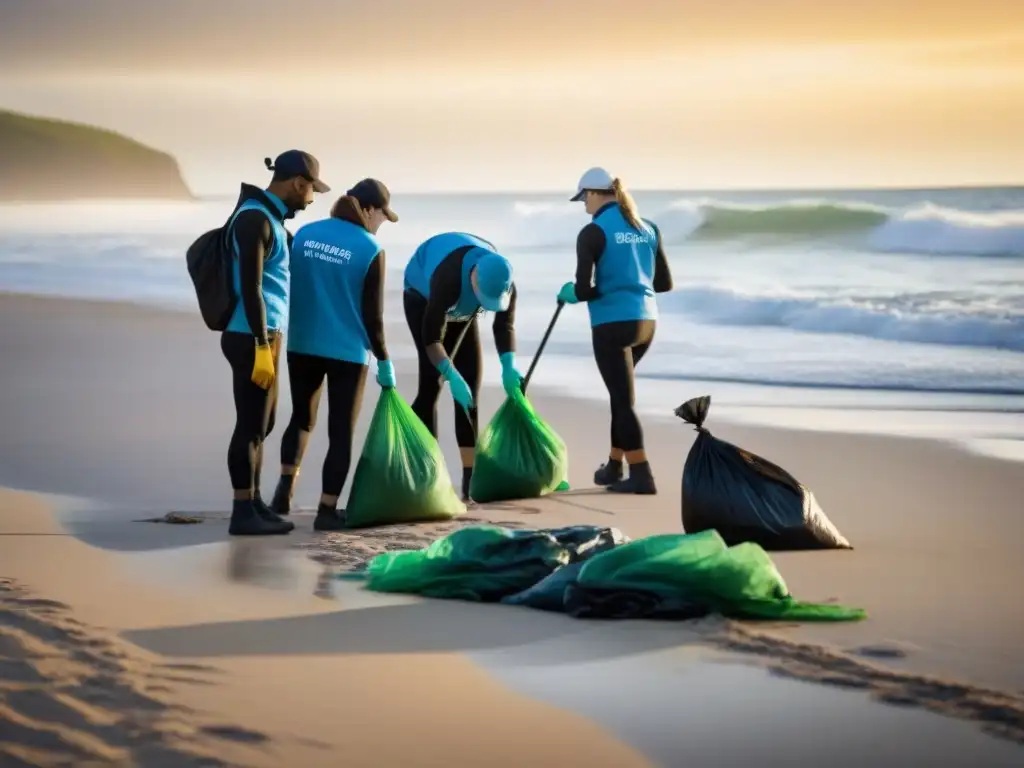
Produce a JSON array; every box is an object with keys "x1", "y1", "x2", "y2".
[
  {"x1": 362, "y1": 525, "x2": 570, "y2": 601},
  {"x1": 469, "y1": 388, "x2": 569, "y2": 503},
  {"x1": 343, "y1": 388, "x2": 466, "y2": 528},
  {"x1": 575, "y1": 529, "x2": 865, "y2": 622}
]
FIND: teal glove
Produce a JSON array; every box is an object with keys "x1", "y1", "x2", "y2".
[
  {"x1": 438, "y1": 359, "x2": 474, "y2": 411},
  {"x1": 376, "y1": 359, "x2": 396, "y2": 388},
  {"x1": 499, "y1": 352, "x2": 523, "y2": 397},
  {"x1": 557, "y1": 281, "x2": 579, "y2": 304}
]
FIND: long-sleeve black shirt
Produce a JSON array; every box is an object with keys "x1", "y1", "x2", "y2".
[
  {"x1": 360, "y1": 250, "x2": 388, "y2": 360},
  {"x1": 232, "y1": 208, "x2": 275, "y2": 346},
  {"x1": 573, "y1": 216, "x2": 674, "y2": 302},
  {"x1": 422, "y1": 245, "x2": 516, "y2": 355}
]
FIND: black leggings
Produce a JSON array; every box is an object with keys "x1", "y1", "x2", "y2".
[
  {"x1": 403, "y1": 290, "x2": 481, "y2": 449},
  {"x1": 221, "y1": 331, "x2": 280, "y2": 493},
  {"x1": 279, "y1": 352, "x2": 368, "y2": 497},
  {"x1": 592, "y1": 320, "x2": 656, "y2": 453}
]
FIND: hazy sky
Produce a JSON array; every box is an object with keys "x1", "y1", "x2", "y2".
[{"x1": 1, "y1": 0, "x2": 1022, "y2": 193}]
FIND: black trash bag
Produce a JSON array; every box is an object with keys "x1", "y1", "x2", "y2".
[
  {"x1": 501, "y1": 564, "x2": 708, "y2": 619},
  {"x1": 501, "y1": 526, "x2": 629, "y2": 611},
  {"x1": 501, "y1": 561, "x2": 587, "y2": 612},
  {"x1": 675, "y1": 395, "x2": 852, "y2": 551},
  {"x1": 563, "y1": 583, "x2": 710, "y2": 621}
]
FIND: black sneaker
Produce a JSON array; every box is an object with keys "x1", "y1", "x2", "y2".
[
  {"x1": 593, "y1": 459, "x2": 624, "y2": 486},
  {"x1": 313, "y1": 505, "x2": 347, "y2": 532},
  {"x1": 229, "y1": 501, "x2": 293, "y2": 536},
  {"x1": 254, "y1": 494, "x2": 295, "y2": 533},
  {"x1": 606, "y1": 462, "x2": 657, "y2": 495},
  {"x1": 269, "y1": 476, "x2": 294, "y2": 516}
]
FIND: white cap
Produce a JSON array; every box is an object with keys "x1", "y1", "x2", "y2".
[{"x1": 570, "y1": 167, "x2": 615, "y2": 201}]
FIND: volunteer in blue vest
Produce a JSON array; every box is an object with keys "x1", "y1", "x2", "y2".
[
  {"x1": 557, "y1": 167, "x2": 674, "y2": 495},
  {"x1": 222, "y1": 151, "x2": 329, "y2": 536},
  {"x1": 403, "y1": 232, "x2": 522, "y2": 500},
  {"x1": 269, "y1": 179, "x2": 398, "y2": 531}
]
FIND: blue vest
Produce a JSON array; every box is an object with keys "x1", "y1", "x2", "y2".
[
  {"x1": 587, "y1": 205, "x2": 659, "y2": 327},
  {"x1": 404, "y1": 232, "x2": 496, "y2": 320},
  {"x1": 225, "y1": 195, "x2": 290, "y2": 334},
  {"x1": 286, "y1": 218, "x2": 382, "y2": 364}
]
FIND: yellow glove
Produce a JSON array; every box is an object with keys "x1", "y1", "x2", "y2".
[{"x1": 251, "y1": 342, "x2": 275, "y2": 390}]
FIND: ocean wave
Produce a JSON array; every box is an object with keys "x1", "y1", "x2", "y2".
[
  {"x1": 660, "y1": 286, "x2": 1024, "y2": 352},
  {"x1": 509, "y1": 197, "x2": 1024, "y2": 257},
  {"x1": 677, "y1": 198, "x2": 890, "y2": 238},
  {"x1": 865, "y1": 203, "x2": 1024, "y2": 257}
]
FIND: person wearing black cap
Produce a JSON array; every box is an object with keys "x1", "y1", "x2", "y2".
[
  {"x1": 221, "y1": 151, "x2": 330, "y2": 536},
  {"x1": 268, "y1": 179, "x2": 399, "y2": 531},
  {"x1": 556, "y1": 167, "x2": 674, "y2": 495},
  {"x1": 403, "y1": 232, "x2": 522, "y2": 501}
]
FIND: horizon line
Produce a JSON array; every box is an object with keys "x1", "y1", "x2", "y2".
[{"x1": 193, "y1": 181, "x2": 1024, "y2": 200}]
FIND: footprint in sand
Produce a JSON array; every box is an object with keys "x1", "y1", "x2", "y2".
[
  {"x1": 0, "y1": 579, "x2": 277, "y2": 766},
  {"x1": 852, "y1": 642, "x2": 915, "y2": 660},
  {"x1": 298, "y1": 515, "x2": 528, "y2": 571}
]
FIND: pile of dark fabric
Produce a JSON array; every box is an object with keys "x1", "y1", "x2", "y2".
[{"x1": 346, "y1": 524, "x2": 865, "y2": 623}]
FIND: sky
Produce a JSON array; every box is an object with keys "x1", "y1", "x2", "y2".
[{"x1": 0, "y1": 0, "x2": 1022, "y2": 193}]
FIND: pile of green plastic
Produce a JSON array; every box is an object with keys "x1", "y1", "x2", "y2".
[
  {"x1": 356, "y1": 525, "x2": 866, "y2": 622},
  {"x1": 358, "y1": 526, "x2": 570, "y2": 601},
  {"x1": 343, "y1": 389, "x2": 466, "y2": 528},
  {"x1": 469, "y1": 388, "x2": 570, "y2": 503}
]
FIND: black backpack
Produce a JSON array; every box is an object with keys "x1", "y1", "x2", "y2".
[{"x1": 186, "y1": 211, "x2": 242, "y2": 331}]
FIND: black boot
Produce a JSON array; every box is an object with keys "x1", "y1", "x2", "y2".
[
  {"x1": 461, "y1": 466, "x2": 473, "y2": 502},
  {"x1": 269, "y1": 475, "x2": 295, "y2": 516},
  {"x1": 228, "y1": 500, "x2": 293, "y2": 536},
  {"x1": 606, "y1": 461, "x2": 657, "y2": 495},
  {"x1": 253, "y1": 493, "x2": 295, "y2": 532},
  {"x1": 313, "y1": 503, "x2": 347, "y2": 532},
  {"x1": 593, "y1": 458, "x2": 623, "y2": 486}
]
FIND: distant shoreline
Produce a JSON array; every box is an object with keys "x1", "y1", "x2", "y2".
[{"x1": 0, "y1": 107, "x2": 194, "y2": 203}]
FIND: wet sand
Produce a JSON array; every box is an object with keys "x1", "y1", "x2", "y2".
[{"x1": 1, "y1": 293, "x2": 1023, "y2": 765}]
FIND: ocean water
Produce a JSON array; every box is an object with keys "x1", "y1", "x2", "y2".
[{"x1": 2, "y1": 187, "x2": 1023, "y2": 459}]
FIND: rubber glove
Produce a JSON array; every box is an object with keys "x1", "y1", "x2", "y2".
[
  {"x1": 557, "y1": 281, "x2": 579, "y2": 304},
  {"x1": 438, "y1": 359, "x2": 474, "y2": 411},
  {"x1": 499, "y1": 352, "x2": 523, "y2": 397},
  {"x1": 251, "y1": 342, "x2": 275, "y2": 390},
  {"x1": 376, "y1": 359, "x2": 396, "y2": 388}
]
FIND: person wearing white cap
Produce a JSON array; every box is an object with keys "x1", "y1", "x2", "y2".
[{"x1": 557, "y1": 168, "x2": 674, "y2": 494}]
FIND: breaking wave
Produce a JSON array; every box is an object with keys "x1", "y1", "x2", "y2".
[{"x1": 510, "y1": 198, "x2": 1024, "y2": 257}]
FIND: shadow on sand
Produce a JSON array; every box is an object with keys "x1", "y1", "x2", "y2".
[{"x1": 123, "y1": 594, "x2": 697, "y2": 663}]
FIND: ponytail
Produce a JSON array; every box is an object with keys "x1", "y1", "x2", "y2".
[
  {"x1": 612, "y1": 178, "x2": 644, "y2": 232},
  {"x1": 330, "y1": 195, "x2": 370, "y2": 230}
]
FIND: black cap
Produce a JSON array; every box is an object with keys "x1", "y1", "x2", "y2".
[
  {"x1": 264, "y1": 151, "x2": 330, "y2": 193},
  {"x1": 346, "y1": 178, "x2": 398, "y2": 222}
]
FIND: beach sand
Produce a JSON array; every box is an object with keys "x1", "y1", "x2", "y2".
[{"x1": 1, "y1": 293, "x2": 1023, "y2": 765}]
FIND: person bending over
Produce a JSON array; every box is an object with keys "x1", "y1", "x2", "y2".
[
  {"x1": 222, "y1": 151, "x2": 329, "y2": 536},
  {"x1": 403, "y1": 232, "x2": 522, "y2": 500},
  {"x1": 269, "y1": 179, "x2": 399, "y2": 530},
  {"x1": 557, "y1": 167, "x2": 674, "y2": 495}
]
